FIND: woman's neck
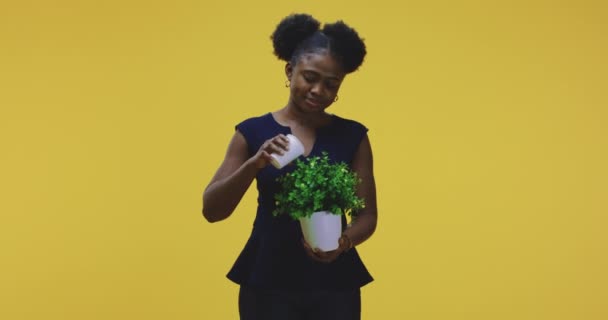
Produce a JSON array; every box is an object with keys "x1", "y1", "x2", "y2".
[{"x1": 276, "y1": 104, "x2": 332, "y2": 128}]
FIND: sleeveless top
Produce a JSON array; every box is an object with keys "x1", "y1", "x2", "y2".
[{"x1": 226, "y1": 112, "x2": 374, "y2": 291}]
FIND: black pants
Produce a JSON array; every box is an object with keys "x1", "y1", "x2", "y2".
[{"x1": 239, "y1": 285, "x2": 361, "y2": 320}]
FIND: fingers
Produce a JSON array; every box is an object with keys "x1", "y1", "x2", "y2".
[
  {"x1": 260, "y1": 151, "x2": 273, "y2": 162},
  {"x1": 261, "y1": 135, "x2": 290, "y2": 156},
  {"x1": 315, "y1": 249, "x2": 339, "y2": 260},
  {"x1": 301, "y1": 238, "x2": 325, "y2": 262},
  {"x1": 302, "y1": 237, "x2": 312, "y2": 250},
  {"x1": 338, "y1": 236, "x2": 346, "y2": 248},
  {"x1": 269, "y1": 134, "x2": 290, "y2": 154},
  {"x1": 252, "y1": 134, "x2": 293, "y2": 168},
  {"x1": 276, "y1": 134, "x2": 290, "y2": 149},
  {"x1": 315, "y1": 250, "x2": 341, "y2": 263},
  {"x1": 301, "y1": 238, "x2": 342, "y2": 263}
]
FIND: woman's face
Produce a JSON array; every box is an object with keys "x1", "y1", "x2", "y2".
[{"x1": 286, "y1": 51, "x2": 345, "y2": 113}]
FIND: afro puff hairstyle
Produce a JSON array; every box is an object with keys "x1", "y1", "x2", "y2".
[{"x1": 270, "y1": 13, "x2": 367, "y2": 74}]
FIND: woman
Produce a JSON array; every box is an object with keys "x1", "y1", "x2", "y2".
[{"x1": 202, "y1": 13, "x2": 377, "y2": 320}]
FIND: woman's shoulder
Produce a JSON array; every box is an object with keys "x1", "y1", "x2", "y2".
[
  {"x1": 236, "y1": 112, "x2": 273, "y2": 127},
  {"x1": 330, "y1": 114, "x2": 368, "y2": 133},
  {"x1": 235, "y1": 112, "x2": 275, "y2": 133}
]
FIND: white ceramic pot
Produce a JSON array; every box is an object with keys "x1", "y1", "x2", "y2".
[{"x1": 299, "y1": 211, "x2": 342, "y2": 252}]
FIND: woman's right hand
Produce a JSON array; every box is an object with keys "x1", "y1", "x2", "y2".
[{"x1": 250, "y1": 134, "x2": 291, "y2": 168}]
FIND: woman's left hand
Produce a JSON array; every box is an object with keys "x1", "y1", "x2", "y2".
[{"x1": 301, "y1": 235, "x2": 351, "y2": 263}]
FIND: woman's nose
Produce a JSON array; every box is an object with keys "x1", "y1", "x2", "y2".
[{"x1": 310, "y1": 83, "x2": 322, "y2": 95}]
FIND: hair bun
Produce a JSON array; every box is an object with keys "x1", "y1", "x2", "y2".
[
  {"x1": 322, "y1": 21, "x2": 366, "y2": 73},
  {"x1": 271, "y1": 13, "x2": 320, "y2": 61}
]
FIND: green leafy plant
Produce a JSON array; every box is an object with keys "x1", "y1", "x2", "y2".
[{"x1": 273, "y1": 152, "x2": 365, "y2": 220}]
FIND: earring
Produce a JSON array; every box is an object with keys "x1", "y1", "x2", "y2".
[
  {"x1": 334, "y1": 95, "x2": 339, "y2": 102},
  {"x1": 285, "y1": 80, "x2": 290, "y2": 88}
]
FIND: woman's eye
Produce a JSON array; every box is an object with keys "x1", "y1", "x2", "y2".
[
  {"x1": 326, "y1": 82, "x2": 339, "y2": 90},
  {"x1": 303, "y1": 75, "x2": 315, "y2": 82}
]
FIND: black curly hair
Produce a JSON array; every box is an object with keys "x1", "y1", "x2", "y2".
[{"x1": 270, "y1": 13, "x2": 366, "y2": 74}]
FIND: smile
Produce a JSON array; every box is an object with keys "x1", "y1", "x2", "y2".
[{"x1": 305, "y1": 98, "x2": 323, "y2": 107}]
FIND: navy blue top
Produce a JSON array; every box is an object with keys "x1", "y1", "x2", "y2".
[{"x1": 227, "y1": 112, "x2": 374, "y2": 291}]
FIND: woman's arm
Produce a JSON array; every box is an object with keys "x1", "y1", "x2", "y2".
[
  {"x1": 202, "y1": 131, "x2": 289, "y2": 223},
  {"x1": 343, "y1": 134, "x2": 378, "y2": 246},
  {"x1": 202, "y1": 131, "x2": 257, "y2": 223}
]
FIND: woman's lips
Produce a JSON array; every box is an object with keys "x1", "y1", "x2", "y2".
[{"x1": 305, "y1": 98, "x2": 323, "y2": 108}]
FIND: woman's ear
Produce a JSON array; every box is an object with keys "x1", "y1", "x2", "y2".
[{"x1": 285, "y1": 62, "x2": 293, "y2": 80}]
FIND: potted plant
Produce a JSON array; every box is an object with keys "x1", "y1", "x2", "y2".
[{"x1": 272, "y1": 152, "x2": 365, "y2": 251}]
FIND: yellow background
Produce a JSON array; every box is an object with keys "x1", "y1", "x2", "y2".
[{"x1": 1, "y1": 0, "x2": 607, "y2": 319}]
